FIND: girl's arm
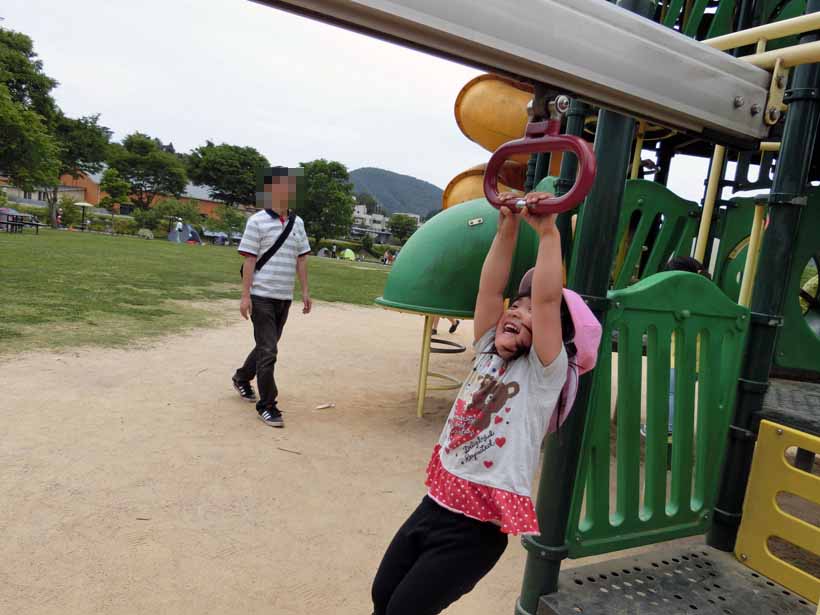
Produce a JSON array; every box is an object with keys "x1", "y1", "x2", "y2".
[
  {"x1": 521, "y1": 196, "x2": 564, "y2": 366},
  {"x1": 473, "y1": 205, "x2": 520, "y2": 341}
]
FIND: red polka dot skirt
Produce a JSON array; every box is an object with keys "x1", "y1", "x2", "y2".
[{"x1": 425, "y1": 445, "x2": 540, "y2": 536}]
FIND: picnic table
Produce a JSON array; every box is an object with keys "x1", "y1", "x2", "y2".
[{"x1": 1, "y1": 214, "x2": 48, "y2": 234}]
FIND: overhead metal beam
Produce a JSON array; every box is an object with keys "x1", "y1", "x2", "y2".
[{"x1": 251, "y1": 0, "x2": 772, "y2": 147}]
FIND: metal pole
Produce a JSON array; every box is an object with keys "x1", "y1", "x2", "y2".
[
  {"x1": 416, "y1": 314, "x2": 434, "y2": 418},
  {"x1": 737, "y1": 204, "x2": 767, "y2": 307},
  {"x1": 708, "y1": 0, "x2": 820, "y2": 552},
  {"x1": 516, "y1": 5, "x2": 651, "y2": 614},
  {"x1": 694, "y1": 145, "x2": 726, "y2": 262},
  {"x1": 630, "y1": 121, "x2": 647, "y2": 179}
]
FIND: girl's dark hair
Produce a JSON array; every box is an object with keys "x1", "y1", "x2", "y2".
[{"x1": 664, "y1": 256, "x2": 711, "y2": 279}]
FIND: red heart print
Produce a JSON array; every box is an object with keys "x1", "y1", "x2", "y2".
[
  {"x1": 505, "y1": 407, "x2": 511, "y2": 413},
  {"x1": 496, "y1": 437, "x2": 506, "y2": 448},
  {"x1": 484, "y1": 460, "x2": 494, "y2": 469},
  {"x1": 494, "y1": 415, "x2": 503, "y2": 424},
  {"x1": 499, "y1": 367, "x2": 506, "y2": 375}
]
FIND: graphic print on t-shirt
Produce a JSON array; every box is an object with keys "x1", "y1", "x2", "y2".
[{"x1": 445, "y1": 373, "x2": 520, "y2": 453}]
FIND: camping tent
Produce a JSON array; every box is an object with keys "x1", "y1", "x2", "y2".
[{"x1": 340, "y1": 248, "x2": 356, "y2": 261}]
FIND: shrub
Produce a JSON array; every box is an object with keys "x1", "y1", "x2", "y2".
[
  {"x1": 57, "y1": 196, "x2": 82, "y2": 227},
  {"x1": 113, "y1": 218, "x2": 139, "y2": 235},
  {"x1": 137, "y1": 228, "x2": 155, "y2": 240}
]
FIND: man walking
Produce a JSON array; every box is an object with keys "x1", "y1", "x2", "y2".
[{"x1": 232, "y1": 167, "x2": 312, "y2": 427}]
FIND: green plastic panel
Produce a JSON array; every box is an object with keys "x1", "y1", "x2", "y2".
[
  {"x1": 683, "y1": 0, "x2": 710, "y2": 37},
  {"x1": 774, "y1": 190, "x2": 820, "y2": 375},
  {"x1": 375, "y1": 198, "x2": 539, "y2": 317},
  {"x1": 706, "y1": 0, "x2": 739, "y2": 39},
  {"x1": 612, "y1": 180, "x2": 701, "y2": 289},
  {"x1": 566, "y1": 272, "x2": 750, "y2": 558}
]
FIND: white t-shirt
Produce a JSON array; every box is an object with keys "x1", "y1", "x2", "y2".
[
  {"x1": 437, "y1": 329, "x2": 568, "y2": 497},
  {"x1": 237, "y1": 211, "x2": 311, "y2": 300}
]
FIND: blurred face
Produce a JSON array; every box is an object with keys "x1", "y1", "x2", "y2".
[
  {"x1": 262, "y1": 176, "x2": 298, "y2": 208},
  {"x1": 494, "y1": 296, "x2": 533, "y2": 360}
]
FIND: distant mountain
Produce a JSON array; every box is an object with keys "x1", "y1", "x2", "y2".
[{"x1": 350, "y1": 167, "x2": 443, "y2": 217}]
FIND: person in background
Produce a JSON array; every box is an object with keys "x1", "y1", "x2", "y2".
[
  {"x1": 640, "y1": 256, "x2": 711, "y2": 439},
  {"x1": 431, "y1": 316, "x2": 460, "y2": 336},
  {"x1": 232, "y1": 167, "x2": 312, "y2": 428}
]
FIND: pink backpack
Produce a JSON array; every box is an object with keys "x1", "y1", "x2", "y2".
[{"x1": 517, "y1": 270, "x2": 603, "y2": 431}]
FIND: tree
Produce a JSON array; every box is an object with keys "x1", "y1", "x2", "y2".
[
  {"x1": 0, "y1": 27, "x2": 58, "y2": 119},
  {"x1": 41, "y1": 112, "x2": 111, "y2": 225},
  {"x1": 0, "y1": 83, "x2": 59, "y2": 190},
  {"x1": 99, "y1": 168, "x2": 131, "y2": 231},
  {"x1": 360, "y1": 232, "x2": 374, "y2": 255},
  {"x1": 209, "y1": 204, "x2": 247, "y2": 240},
  {"x1": 0, "y1": 28, "x2": 60, "y2": 190},
  {"x1": 295, "y1": 159, "x2": 354, "y2": 246},
  {"x1": 187, "y1": 141, "x2": 270, "y2": 207},
  {"x1": 355, "y1": 191, "x2": 378, "y2": 214},
  {"x1": 107, "y1": 132, "x2": 188, "y2": 209},
  {"x1": 388, "y1": 213, "x2": 418, "y2": 244},
  {"x1": 133, "y1": 197, "x2": 201, "y2": 232},
  {"x1": 99, "y1": 168, "x2": 131, "y2": 209}
]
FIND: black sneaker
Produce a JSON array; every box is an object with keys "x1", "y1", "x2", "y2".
[
  {"x1": 449, "y1": 320, "x2": 461, "y2": 334},
  {"x1": 232, "y1": 378, "x2": 256, "y2": 403},
  {"x1": 258, "y1": 406, "x2": 284, "y2": 428}
]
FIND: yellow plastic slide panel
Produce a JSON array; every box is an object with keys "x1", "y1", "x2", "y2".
[
  {"x1": 736, "y1": 420, "x2": 820, "y2": 604},
  {"x1": 442, "y1": 162, "x2": 524, "y2": 209},
  {"x1": 454, "y1": 74, "x2": 533, "y2": 163}
]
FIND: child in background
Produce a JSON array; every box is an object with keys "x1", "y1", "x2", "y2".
[
  {"x1": 640, "y1": 256, "x2": 711, "y2": 438},
  {"x1": 371, "y1": 193, "x2": 601, "y2": 615},
  {"x1": 431, "y1": 316, "x2": 460, "y2": 335}
]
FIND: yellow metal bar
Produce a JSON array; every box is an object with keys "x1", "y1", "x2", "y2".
[
  {"x1": 630, "y1": 122, "x2": 646, "y2": 180},
  {"x1": 694, "y1": 145, "x2": 726, "y2": 263},
  {"x1": 705, "y1": 12, "x2": 820, "y2": 50},
  {"x1": 738, "y1": 204, "x2": 766, "y2": 307},
  {"x1": 760, "y1": 141, "x2": 781, "y2": 152},
  {"x1": 735, "y1": 420, "x2": 820, "y2": 602},
  {"x1": 416, "y1": 314, "x2": 434, "y2": 418},
  {"x1": 741, "y1": 40, "x2": 820, "y2": 69},
  {"x1": 756, "y1": 38, "x2": 767, "y2": 54}
]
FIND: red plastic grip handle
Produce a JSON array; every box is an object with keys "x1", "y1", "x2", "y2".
[{"x1": 483, "y1": 118, "x2": 597, "y2": 214}]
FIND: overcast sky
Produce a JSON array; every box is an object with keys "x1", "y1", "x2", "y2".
[{"x1": 3, "y1": 0, "x2": 710, "y2": 200}]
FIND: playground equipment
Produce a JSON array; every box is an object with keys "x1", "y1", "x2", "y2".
[{"x1": 255, "y1": 0, "x2": 820, "y2": 611}]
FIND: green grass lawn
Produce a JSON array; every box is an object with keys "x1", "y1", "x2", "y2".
[{"x1": 0, "y1": 230, "x2": 389, "y2": 354}]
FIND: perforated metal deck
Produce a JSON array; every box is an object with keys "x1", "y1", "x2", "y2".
[
  {"x1": 537, "y1": 546, "x2": 816, "y2": 615},
  {"x1": 760, "y1": 379, "x2": 820, "y2": 437}
]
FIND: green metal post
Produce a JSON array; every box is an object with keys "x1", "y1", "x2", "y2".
[
  {"x1": 516, "y1": 4, "x2": 652, "y2": 614},
  {"x1": 708, "y1": 0, "x2": 820, "y2": 552},
  {"x1": 555, "y1": 99, "x2": 592, "y2": 268}
]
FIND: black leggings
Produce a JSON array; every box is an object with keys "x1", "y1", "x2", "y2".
[{"x1": 372, "y1": 496, "x2": 508, "y2": 615}]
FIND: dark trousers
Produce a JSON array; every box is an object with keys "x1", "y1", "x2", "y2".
[
  {"x1": 372, "y1": 496, "x2": 508, "y2": 615},
  {"x1": 233, "y1": 296, "x2": 291, "y2": 410}
]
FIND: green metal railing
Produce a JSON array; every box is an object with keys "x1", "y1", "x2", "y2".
[
  {"x1": 565, "y1": 272, "x2": 749, "y2": 558},
  {"x1": 612, "y1": 180, "x2": 701, "y2": 289}
]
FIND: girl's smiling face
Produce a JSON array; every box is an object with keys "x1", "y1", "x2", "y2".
[{"x1": 494, "y1": 296, "x2": 533, "y2": 360}]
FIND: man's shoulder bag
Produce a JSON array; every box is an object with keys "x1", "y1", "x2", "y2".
[{"x1": 239, "y1": 211, "x2": 296, "y2": 279}]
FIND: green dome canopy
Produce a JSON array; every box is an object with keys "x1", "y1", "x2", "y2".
[{"x1": 375, "y1": 197, "x2": 540, "y2": 318}]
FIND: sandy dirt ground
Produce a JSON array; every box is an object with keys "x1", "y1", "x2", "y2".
[
  {"x1": 1, "y1": 301, "x2": 545, "y2": 615},
  {"x1": 3, "y1": 300, "x2": 814, "y2": 614}
]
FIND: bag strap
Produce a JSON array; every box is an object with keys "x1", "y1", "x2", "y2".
[{"x1": 255, "y1": 212, "x2": 296, "y2": 272}]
